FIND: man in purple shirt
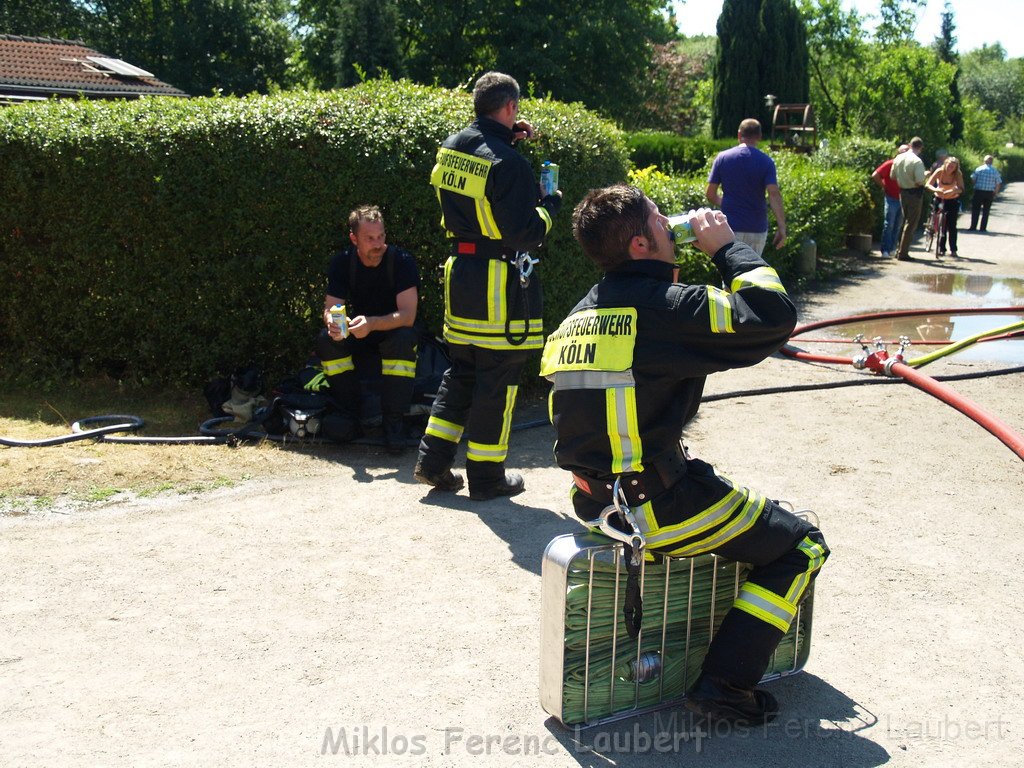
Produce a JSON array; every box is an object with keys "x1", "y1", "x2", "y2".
[{"x1": 706, "y1": 118, "x2": 787, "y2": 255}]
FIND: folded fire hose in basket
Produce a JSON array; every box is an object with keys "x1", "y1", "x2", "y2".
[{"x1": 539, "y1": 481, "x2": 817, "y2": 729}]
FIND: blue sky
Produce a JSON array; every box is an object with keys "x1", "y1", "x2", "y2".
[{"x1": 672, "y1": 0, "x2": 1023, "y2": 58}]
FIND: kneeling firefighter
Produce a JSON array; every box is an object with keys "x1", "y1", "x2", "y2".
[
  {"x1": 315, "y1": 204, "x2": 420, "y2": 454},
  {"x1": 541, "y1": 186, "x2": 829, "y2": 725}
]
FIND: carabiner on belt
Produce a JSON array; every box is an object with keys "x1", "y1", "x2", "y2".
[
  {"x1": 513, "y1": 251, "x2": 539, "y2": 287},
  {"x1": 588, "y1": 477, "x2": 647, "y2": 567}
]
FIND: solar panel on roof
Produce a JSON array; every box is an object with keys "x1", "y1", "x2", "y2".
[{"x1": 86, "y1": 56, "x2": 154, "y2": 78}]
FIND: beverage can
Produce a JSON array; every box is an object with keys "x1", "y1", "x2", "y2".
[
  {"x1": 667, "y1": 214, "x2": 697, "y2": 245},
  {"x1": 329, "y1": 303, "x2": 348, "y2": 338},
  {"x1": 540, "y1": 161, "x2": 560, "y2": 197}
]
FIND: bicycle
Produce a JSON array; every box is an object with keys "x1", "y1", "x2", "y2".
[{"x1": 923, "y1": 194, "x2": 947, "y2": 259}]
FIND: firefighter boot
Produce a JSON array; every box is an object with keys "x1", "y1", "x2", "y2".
[
  {"x1": 469, "y1": 472, "x2": 525, "y2": 501},
  {"x1": 414, "y1": 464, "x2": 465, "y2": 492},
  {"x1": 684, "y1": 673, "x2": 779, "y2": 725}
]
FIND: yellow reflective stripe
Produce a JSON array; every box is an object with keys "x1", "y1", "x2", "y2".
[
  {"x1": 638, "y1": 500, "x2": 657, "y2": 533},
  {"x1": 499, "y1": 384, "x2": 517, "y2": 448},
  {"x1": 784, "y1": 535, "x2": 828, "y2": 604},
  {"x1": 446, "y1": 316, "x2": 537, "y2": 334},
  {"x1": 606, "y1": 387, "x2": 642, "y2": 474},
  {"x1": 488, "y1": 259, "x2": 503, "y2": 323},
  {"x1": 730, "y1": 266, "x2": 787, "y2": 294},
  {"x1": 381, "y1": 358, "x2": 416, "y2": 378},
  {"x1": 638, "y1": 485, "x2": 746, "y2": 546},
  {"x1": 425, "y1": 416, "x2": 463, "y2": 443},
  {"x1": 707, "y1": 286, "x2": 734, "y2": 334},
  {"x1": 735, "y1": 582, "x2": 796, "y2": 632},
  {"x1": 321, "y1": 356, "x2": 354, "y2": 376},
  {"x1": 655, "y1": 491, "x2": 766, "y2": 556},
  {"x1": 467, "y1": 441, "x2": 506, "y2": 462},
  {"x1": 443, "y1": 255, "x2": 454, "y2": 315},
  {"x1": 536, "y1": 205, "x2": 553, "y2": 233},
  {"x1": 443, "y1": 327, "x2": 544, "y2": 350},
  {"x1": 476, "y1": 197, "x2": 502, "y2": 239}
]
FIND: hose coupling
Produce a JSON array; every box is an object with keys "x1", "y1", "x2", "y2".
[
  {"x1": 883, "y1": 357, "x2": 903, "y2": 377},
  {"x1": 628, "y1": 652, "x2": 662, "y2": 683}
]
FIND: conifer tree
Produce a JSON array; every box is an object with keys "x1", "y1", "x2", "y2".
[{"x1": 712, "y1": 0, "x2": 809, "y2": 138}]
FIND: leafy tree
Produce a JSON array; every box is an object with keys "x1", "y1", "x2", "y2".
[
  {"x1": 92, "y1": 0, "x2": 295, "y2": 96},
  {"x1": 799, "y1": 0, "x2": 955, "y2": 148},
  {"x1": 846, "y1": 44, "x2": 955, "y2": 151},
  {"x1": 961, "y1": 44, "x2": 1024, "y2": 122},
  {"x1": 290, "y1": 0, "x2": 342, "y2": 87},
  {"x1": 294, "y1": 0, "x2": 673, "y2": 125},
  {"x1": 0, "y1": 0, "x2": 95, "y2": 39},
  {"x1": 332, "y1": 0, "x2": 404, "y2": 87},
  {"x1": 799, "y1": 0, "x2": 865, "y2": 132},
  {"x1": 635, "y1": 36, "x2": 716, "y2": 134},
  {"x1": 713, "y1": 0, "x2": 809, "y2": 137},
  {"x1": 874, "y1": 0, "x2": 925, "y2": 46}
]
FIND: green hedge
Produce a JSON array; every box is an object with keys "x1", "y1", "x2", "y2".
[
  {"x1": 995, "y1": 146, "x2": 1024, "y2": 181},
  {"x1": 0, "y1": 81, "x2": 628, "y2": 386},
  {"x1": 625, "y1": 131, "x2": 734, "y2": 174}
]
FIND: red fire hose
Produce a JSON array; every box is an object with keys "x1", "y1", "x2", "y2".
[{"x1": 781, "y1": 307, "x2": 1024, "y2": 462}]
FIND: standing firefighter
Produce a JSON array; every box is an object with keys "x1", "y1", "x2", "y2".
[
  {"x1": 541, "y1": 185, "x2": 829, "y2": 725},
  {"x1": 414, "y1": 71, "x2": 562, "y2": 501}
]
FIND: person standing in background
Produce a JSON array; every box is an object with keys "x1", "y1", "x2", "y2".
[
  {"x1": 706, "y1": 118, "x2": 786, "y2": 255},
  {"x1": 892, "y1": 136, "x2": 927, "y2": 261},
  {"x1": 872, "y1": 144, "x2": 910, "y2": 259},
  {"x1": 969, "y1": 155, "x2": 1002, "y2": 232},
  {"x1": 925, "y1": 156, "x2": 965, "y2": 258}
]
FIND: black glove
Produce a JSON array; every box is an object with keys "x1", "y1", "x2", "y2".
[{"x1": 540, "y1": 193, "x2": 562, "y2": 217}]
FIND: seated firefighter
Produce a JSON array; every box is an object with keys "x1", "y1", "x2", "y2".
[
  {"x1": 315, "y1": 204, "x2": 420, "y2": 454},
  {"x1": 541, "y1": 185, "x2": 829, "y2": 725}
]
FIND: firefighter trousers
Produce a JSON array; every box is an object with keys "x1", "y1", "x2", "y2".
[
  {"x1": 572, "y1": 457, "x2": 829, "y2": 690},
  {"x1": 314, "y1": 326, "x2": 417, "y2": 421},
  {"x1": 416, "y1": 343, "x2": 529, "y2": 492}
]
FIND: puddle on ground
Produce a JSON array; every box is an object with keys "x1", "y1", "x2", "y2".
[
  {"x1": 905, "y1": 273, "x2": 1024, "y2": 303},
  {"x1": 792, "y1": 273, "x2": 1024, "y2": 364},
  {"x1": 793, "y1": 311, "x2": 1024, "y2": 365}
]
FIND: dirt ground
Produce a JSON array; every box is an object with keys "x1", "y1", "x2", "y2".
[{"x1": 2, "y1": 187, "x2": 1023, "y2": 768}]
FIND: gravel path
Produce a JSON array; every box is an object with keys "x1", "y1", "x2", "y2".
[{"x1": 3, "y1": 185, "x2": 1023, "y2": 767}]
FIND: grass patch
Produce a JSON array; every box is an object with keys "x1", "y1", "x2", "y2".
[
  {"x1": 81, "y1": 486, "x2": 121, "y2": 503},
  {"x1": 0, "y1": 377, "x2": 346, "y2": 508}
]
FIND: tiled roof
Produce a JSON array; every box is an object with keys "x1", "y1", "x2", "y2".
[{"x1": 0, "y1": 34, "x2": 188, "y2": 100}]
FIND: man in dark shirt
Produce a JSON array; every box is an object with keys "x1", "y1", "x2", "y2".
[{"x1": 316, "y1": 205, "x2": 420, "y2": 454}]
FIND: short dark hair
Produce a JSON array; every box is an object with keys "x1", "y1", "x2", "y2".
[
  {"x1": 473, "y1": 72, "x2": 520, "y2": 117},
  {"x1": 910, "y1": 136, "x2": 924, "y2": 150},
  {"x1": 348, "y1": 204, "x2": 383, "y2": 234},
  {"x1": 572, "y1": 185, "x2": 652, "y2": 272},
  {"x1": 738, "y1": 118, "x2": 762, "y2": 139}
]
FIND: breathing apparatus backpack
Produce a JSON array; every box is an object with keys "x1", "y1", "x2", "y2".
[{"x1": 257, "y1": 364, "x2": 360, "y2": 442}]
